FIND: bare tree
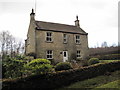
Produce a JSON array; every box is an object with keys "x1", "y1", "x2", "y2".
[
  {"x1": 0, "y1": 31, "x2": 10, "y2": 59},
  {"x1": 0, "y1": 31, "x2": 25, "y2": 60}
]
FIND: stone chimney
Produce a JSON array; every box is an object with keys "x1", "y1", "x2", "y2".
[
  {"x1": 30, "y1": 9, "x2": 35, "y2": 20},
  {"x1": 75, "y1": 15, "x2": 80, "y2": 27}
]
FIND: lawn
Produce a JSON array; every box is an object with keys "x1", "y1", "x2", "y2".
[
  {"x1": 58, "y1": 70, "x2": 120, "y2": 89},
  {"x1": 100, "y1": 60, "x2": 120, "y2": 63},
  {"x1": 95, "y1": 80, "x2": 120, "y2": 89}
]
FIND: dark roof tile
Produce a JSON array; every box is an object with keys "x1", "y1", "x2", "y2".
[{"x1": 35, "y1": 21, "x2": 87, "y2": 34}]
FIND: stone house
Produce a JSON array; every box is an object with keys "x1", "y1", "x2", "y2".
[{"x1": 25, "y1": 9, "x2": 89, "y2": 63}]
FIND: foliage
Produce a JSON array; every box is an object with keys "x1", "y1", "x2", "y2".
[
  {"x1": 55, "y1": 62, "x2": 72, "y2": 71},
  {"x1": 2, "y1": 56, "x2": 26, "y2": 78},
  {"x1": 25, "y1": 59, "x2": 53, "y2": 75},
  {"x1": 63, "y1": 71, "x2": 120, "y2": 89},
  {"x1": 2, "y1": 61, "x2": 120, "y2": 89},
  {"x1": 90, "y1": 54, "x2": 120, "y2": 60},
  {"x1": 70, "y1": 53, "x2": 76, "y2": 61},
  {"x1": 89, "y1": 46, "x2": 119, "y2": 56},
  {"x1": 95, "y1": 80, "x2": 120, "y2": 89},
  {"x1": 27, "y1": 52, "x2": 36, "y2": 59},
  {"x1": 88, "y1": 58, "x2": 99, "y2": 65},
  {"x1": 100, "y1": 60, "x2": 120, "y2": 63},
  {"x1": 15, "y1": 55, "x2": 26, "y2": 60}
]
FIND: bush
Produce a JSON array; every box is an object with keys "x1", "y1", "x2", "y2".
[
  {"x1": 88, "y1": 58, "x2": 99, "y2": 65},
  {"x1": 27, "y1": 52, "x2": 36, "y2": 59},
  {"x1": 2, "y1": 57, "x2": 25, "y2": 78},
  {"x1": 55, "y1": 62, "x2": 72, "y2": 71},
  {"x1": 3, "y1": 61, "x2": 120, "y2": 89},
  {"x1": 26, "y1": 59, "x2": 53, "y2": 75}
]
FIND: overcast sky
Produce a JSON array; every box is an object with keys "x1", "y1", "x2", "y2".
[{"x1": 0, "y1": 0, "x2": 119, "y2": 47}]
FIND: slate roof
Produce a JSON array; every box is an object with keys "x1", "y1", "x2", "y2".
[{"x1": 35, "y1": 21, "x2": 87, "y2": 35}]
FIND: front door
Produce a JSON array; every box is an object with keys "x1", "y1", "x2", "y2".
[{"x1": 63, "y1": 51, "x2": 68, "y2": 62}]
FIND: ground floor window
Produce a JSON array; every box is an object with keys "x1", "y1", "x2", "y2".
[
  {"x1": 77, "y1": 50, "x2": 81, "y2": 58},
  {"x1": 46, "y1": 50, "x2": 53, "y2": 59}
]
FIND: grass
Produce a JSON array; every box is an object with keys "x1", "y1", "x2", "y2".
[
  {"x1": 58, "y1": 70, "x2": 120, "y2": 89},
  {"x1": 95, "y1": 80, "x2": 120, "y2": 89},
  {"x1": 100, "y1": 60, "x2": 120, "y2": 63}
]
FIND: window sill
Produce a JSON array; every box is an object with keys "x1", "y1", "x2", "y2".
[
  {"x1": 77, "y1": 57, "x2": 81, "y2": 58},
  {"x1": 63, "y1": 42, "x2": 67, "y2": 44},
  {"x1": 47, "y1": 58, "x2": 53, "y2": 60},
  {"x1": 76, "y1": 43, "x2": 81, "y2": 45},
  {"x1": 45, "y1": 41, "x2": 53, "y2": 43}
]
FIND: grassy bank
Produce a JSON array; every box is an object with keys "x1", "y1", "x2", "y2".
[
  {"x1": 95, "y1": 80, "x2": 120, "y2": 89},
  {"x1": 3, "y1": 61, "x2": 120, "y2": 89},
  {"x1": 100, "y1": 60, "x2": 120, "y2": 63},
  {"x1": 60, "y1": 70, "x2": 120, "y2": 89}
]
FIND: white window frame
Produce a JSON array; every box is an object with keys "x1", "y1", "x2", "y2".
[
  {"x1": 75, "y1": 35, "x2": 80, "y2": 44},
  {"x1": 77, "y1": 50, "x2": 81, "y2": 58},
  {"x1": 63, "y1": 34, "x2": 67, "y2": 43},
  {"x1": 46, "y1": 32, "x2": 52, "y2": 42},
  {"x1": 46, "y1": 50, "x2": 53, "y2": 59}
]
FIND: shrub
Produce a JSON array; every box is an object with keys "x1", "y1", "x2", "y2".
[
  {"x1": 55, "y1": 62, "x2": 72, "y2": 71},
  {"x1": 3, "y1": 61, "x2": 120, "y2": 89},
  {"x1": 2, "y1": 57, "x2": 25, "y2": 78},
  {"x1": 25, "y1": 59, "x2": 53, "y2": 75},
  {"x1": 27, "y1": 52, "x2": 36, "y2": 59},
  {"x1": 88, "y1": 58, "x2": 100, "y2": 65}
]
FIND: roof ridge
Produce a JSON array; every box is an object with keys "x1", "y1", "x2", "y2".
[{"x1": 35, "y1": 20, "x2": 76, "y2": 27}]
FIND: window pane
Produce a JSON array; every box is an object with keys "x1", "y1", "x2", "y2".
[
  {"x1": 64, "y1": 34, "x2": 66, "y2": 38},
  {"x1": 49, "y1": 50, "x2": 52, "y2": 54},
  {"x1": 64, "y1": 52, "x2": 66, "y2": 57},
  {"x1": 49, "y1": 33, "x2": 52, "y2": 36},
  {"x1": 47, "y1": 55, "x2": 49, "y2": 58},
  {"x1": 46, "y1": 37, "x2": 49, "y2": 41},
  {"x1": 47, "y1": 32, "x2": 51, "y2": 36},
  {"x1": 63, "y1": 34, "x2": 67, "y2": 43},
  {"x1": 77, "y1": 50, "x2": 80, "y2": 58},
  {"x1": 50, "y1": 55, "x2": 52, "y2": 58},
  {"x1": 49, "y1": 38, "x2": 52, "y2": 41},
  {"x1": 47, "y1": 32, "x2": 49, "y2": 36},
  {"x1": 46, "y1": 32, "x2": 52, "y2": 42},
  {"x1": 47, "y1": 50, "x2": 53, "y2": 59}
]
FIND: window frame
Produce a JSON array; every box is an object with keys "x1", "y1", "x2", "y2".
[
  {"x1": 76, "y1": 50, "x2": 81, "y2": 58},
  {"x1": 46, "y1": 50, "x2": 53, "y2": 59},
  {"x1": 75, "y1": 35, "x2": 80, "y2": 44},
  {"x1": 46, "y1": 32, "x2": 53, "y2": 42},
  {"x1": 63, "y1": 34, "x2": 67, "y2": 43}
]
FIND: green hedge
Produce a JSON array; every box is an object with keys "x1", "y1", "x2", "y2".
[
  {"x1": 25, "y1": 59, "x2": 53, "y2": 75},
  {"x1": 55, "y1": 62, "x2": 72, "y2": 71},
  {"x1": 90, "y1": 54, "x2": 120, "y2": 60},
  {"x1": 88, "y1": 58, "x2": 99, "y2": 65},
  {"x1": 3, "y1": 61, "x2": 120, "y2": 89}
]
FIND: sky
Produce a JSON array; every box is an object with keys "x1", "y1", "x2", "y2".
[{"x1": 0, "y1": 0, "x2": 119, "y2": 47}]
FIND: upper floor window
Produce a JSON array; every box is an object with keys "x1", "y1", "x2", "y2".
[
  {"x1": 63, "y1": 34, "x2": 67, "y2": 43},
  {"x1": 46, "y1": 50, "x2": 53, "y2": 59},
  {"x1": 46, "y1": 32, "x2": 52, "y2": 42},
  {"x1": 75, "y1": 35, "x2": 80, "y2": 44},
  {"x1": 77, "y1": 50, "x2": 81, "y2": 58}
]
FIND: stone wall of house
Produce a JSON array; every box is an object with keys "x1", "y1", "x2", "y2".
[
  {"x1": 35, "y1": 30, "x2": 89, "y2": 63},
  {"x1": 25, "y1": 15, "x2": 36, "y2": 55}
]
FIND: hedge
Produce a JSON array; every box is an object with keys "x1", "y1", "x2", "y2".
[
  {"x1": 2, "y1": 61, "x2": 120, "y2": 89},
  {"x1": 55, "y1": 62, "x2": 72, "y2": 71},
  {"x1": 88, "y1": 58, "x2": 99, "y2": 65},
  {"x1": 90, "y1": 54, "x2": 120, "y2": 60}
]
